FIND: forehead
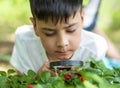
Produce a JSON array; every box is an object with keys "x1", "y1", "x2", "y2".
[{"x1": 36, "y1": 11, "x2": 81, "y2": 27}]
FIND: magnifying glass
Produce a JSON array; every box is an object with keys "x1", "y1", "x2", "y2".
[{"x1": 50, "y1": 60, "x2": 83, "y2": 70}]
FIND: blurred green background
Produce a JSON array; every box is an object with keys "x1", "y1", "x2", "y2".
[{"x1": 0, "y1": 0, "x2": 120, "y2": 61}]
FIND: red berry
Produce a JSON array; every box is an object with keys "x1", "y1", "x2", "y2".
[
  {"x1": 64, "y1": 73, "x2": 72, "y2": 81},
  {"x1": 27, "y1": 84, "x2": 34, "y2": 88},
  {"x1": 80, "y1": 76, "x2": 86, "y2": 82}
]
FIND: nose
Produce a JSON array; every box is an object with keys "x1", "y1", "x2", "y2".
[{"x1": 56, "y1": 34, "x2": 69, "y2": 47}]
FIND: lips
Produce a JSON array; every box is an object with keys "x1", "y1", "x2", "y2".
[
  {"x1": 56, "y1": 51, "x2": 68, "y2": 55},
  {"x1": 54, "y1": 50, "x2": 73, "y2": 60}
]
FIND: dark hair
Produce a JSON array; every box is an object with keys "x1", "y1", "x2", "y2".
[{"x1": 29, "y1": 0, "x2": 83, "y2": 23}]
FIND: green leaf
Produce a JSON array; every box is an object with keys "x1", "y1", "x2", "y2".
[
  {"x1": 84, "y1": 73, "x2": 110, "y2": 88},
  {"x1": 0, "y1": 76, "x2": 8, "y2": 88},
  {"x1": 24, "y1": 70, "x2": 36, "y2": 84},
  {"x1": 65, "y1": 84, "x2": 74, "y2": 88},
  {"x1": 39, "y1": 71, "x2": 51, "y2": 83},
  {"x1": 53, "y1": 79, "x2": 65, "y2": 88},
  {"x1": 27, "y1": 70, "x2": 36, "y2": 78},
  {"x1": 83, "y1": 80, "x2": 98, "y2": 88},
  {"x1": 20, "y1": 75, "x2": 35, "y2": 84},
  {"x1": 7, "y1": 69, "x2": 16, "y2": 75},
  {"x1": 0, "y1": 71, "x2": 7, "y2": 76},
  {"x1": 44, "y1": 83, "x2": 53, "y2": 88},
  {"x1": 110, "y1": 84, "x2": 120, "y2": 88},
  {"x1": 34, "y1": 84, "x2": 43, "y2": 88},
  {"x1": 112, "y1": 77, "x2": 120, "y2": 84},
  {"x1": 75, "y1": 84, "x2": 84, "y2": 88},
  {"x1": 19, "y1": 85, "x2": 27, "y2": 88},
  {"x1": 83, "y1": 68, "x2": 102, "y2": 75}
]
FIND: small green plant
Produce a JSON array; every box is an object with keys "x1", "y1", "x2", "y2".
[{"x1": 0, "y1": 58, "x2": 120, "y2": 88}]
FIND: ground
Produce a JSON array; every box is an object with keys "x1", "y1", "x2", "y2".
[{"x1": 0, "y1": 41, "x2": 14, "y2": 72}]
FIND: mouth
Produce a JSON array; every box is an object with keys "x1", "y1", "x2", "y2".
[
  {"x1": 56, "y1": 51, "x2": 68, "y2": 55},
  {"x1": 53, "y1": 50, "x2": 73, "y2": 60}
]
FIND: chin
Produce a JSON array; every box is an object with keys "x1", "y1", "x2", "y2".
[{"x1": 58, "y1": 57, "x2": 71, "y2": 60}]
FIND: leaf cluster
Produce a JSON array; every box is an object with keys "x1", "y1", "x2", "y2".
[
  {"x1": 0, "y1": 58, "x2": 120, "y2": 88},
  {"x1": 0, "y1": 69, "x2": 36, "y2": 88}
]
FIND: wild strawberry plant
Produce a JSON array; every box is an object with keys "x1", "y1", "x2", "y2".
[{"x1": 0, "y1": 58, "x2": 120, "y2": 88}]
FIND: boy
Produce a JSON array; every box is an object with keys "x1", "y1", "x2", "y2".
[{"x1": 10, "y1": 0, "x2": 108, "y2": 74}]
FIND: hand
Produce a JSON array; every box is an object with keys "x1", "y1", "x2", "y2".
[{"x1": 36, "y1": 61, "x2": 55, "y2": 78}]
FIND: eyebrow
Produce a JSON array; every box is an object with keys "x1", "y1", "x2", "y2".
[
  {"x1": 42, "y1": 28, "x2": 54, "y2": 31},
  {"x1": 64, "y1": 23, "x2": 78, "y2": 29},
  {"x1": 41, "y1": 22, "x2": 78, "y2": 31}
]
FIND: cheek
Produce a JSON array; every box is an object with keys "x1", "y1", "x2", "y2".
[
  {"x1": 70, "y1": 31, "x2": 81, "y2": 48},
  {"x1": 41, "y1": 38, "x2": 55, "y2": 52}
]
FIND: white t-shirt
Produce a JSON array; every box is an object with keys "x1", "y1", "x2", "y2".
[{"x1": 10, "y1": 25, "x2": 108, "y2": 74}]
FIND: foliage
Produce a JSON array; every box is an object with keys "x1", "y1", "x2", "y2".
[
  {"x1": 0, "y1": 0, "x2": 31, "y2": 33},
  {"x1": 109, "y1": 8, "x2": 120, "y2": 31},
  {"x1": 0, "y1": 0, "x2": 31, "y2": 22},
  {"x1": 0, "y1": 58, "x2": 120, "y2": 88},
  {"x1": 98, "y1": 0, "x2": 120, "y2": 31}
]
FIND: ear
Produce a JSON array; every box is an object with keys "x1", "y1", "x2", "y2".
[
  {"x1": 80, "y1": 9, "x2": 84, "y2": 23},
  {"x1": 30, "y1": 17, "x2": 39, "y2": 36}
]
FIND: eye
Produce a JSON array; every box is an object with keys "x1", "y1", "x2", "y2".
[
  {"x1": 45, "y1": 33, "x2": 55, "y2": 36},
  {"x1": 44, "y1": 31, "x2": 56, "y2": 36},
  {"x1": 66, "y1": 29, "x2": 76, "y2": 33},
  {"x1": 42, "y1": 28, "x2": 56, "y2": 37}
]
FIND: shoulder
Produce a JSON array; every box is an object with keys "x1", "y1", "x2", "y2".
[
  {"x1": 15, "y1": 25, "x2": 33, "y2": 34},
  {"x1": 81, "y1": 30, "x2": 107, "y2": 44},
  {"x1": 11, "y1": 25, "x2": 46, "y2": 73},
  {"x1": 81, "y1": 30, "x2": 107, "y2": 45},
  {"x1": 14, "y1": 25, "x2": 44, "y2": 50},
  {"x1": 14, "y1": 25, "x2": 44, "y2": 51},
  {"x1": 15, "y1": 25, "x2": 37, "y2": 40}
]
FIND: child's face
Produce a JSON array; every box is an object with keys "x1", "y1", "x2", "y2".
[{"x1": 31, "y1": 10, "x2": 84, "y2": 61}]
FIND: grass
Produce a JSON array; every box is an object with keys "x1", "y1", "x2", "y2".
[{"x1": 0, "y1": 53, "x2": 11, "y2": 61}]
